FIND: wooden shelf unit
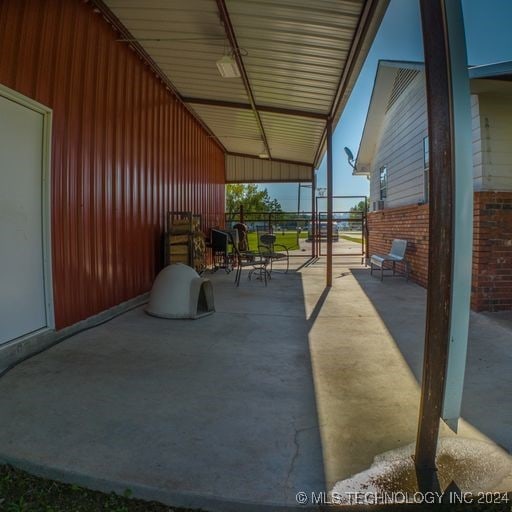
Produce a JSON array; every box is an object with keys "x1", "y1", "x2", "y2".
[{"x1": 166, "y1": 211, "x2": 206, "y2": 272}]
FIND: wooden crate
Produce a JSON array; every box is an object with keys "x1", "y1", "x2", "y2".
[
  {"x1": 165, "y1": 211, "x2": 205, "y2": 271},
  {"x1": 169, "y1": 244, "x2": 189, "y2": 256}
]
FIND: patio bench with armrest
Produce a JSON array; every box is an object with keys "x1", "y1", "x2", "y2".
[{"x1": 370, "y1": 239, "x2": 409, "y2": 281}]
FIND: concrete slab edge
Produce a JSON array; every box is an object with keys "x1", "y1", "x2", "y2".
[
  {"x1": 0, "y1": 293, "x2": 149, "y2": 377},
  {"x1": 0, "y1": 454, "x2": 328, "y2": 512}
]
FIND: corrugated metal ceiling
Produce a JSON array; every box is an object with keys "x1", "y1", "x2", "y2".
[
  {"x1": 191, "y1": 104, "x2": 264, "y2": 155},
  {"x1": 105, "y1": 0, "x2": 249, "y2": 103},
  {"x1": 103, "y1": 0, "x2": 387, "y2": 175},
  {"x1": 228, "y1": 0, "x2": 359, "y2": 113},
  {"x1": 260, "y1": 112, "x2": 325, "y2": 163}
]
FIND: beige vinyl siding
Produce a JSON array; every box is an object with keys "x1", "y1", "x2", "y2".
[
  {"x1": 478, "y1": 93, "x2": 512, "y2": 191},
  {"x1": 369, "y1": 70, "x2": 486, "y2": 209},
  {"x1": 370, "y1": 72, "x2": 427, "y2": 209},
  {"x1": 471, "y1": 94, "x2": 484, "y2": 190}
]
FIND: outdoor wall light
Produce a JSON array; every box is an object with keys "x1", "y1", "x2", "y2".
[{"x1": 216, "y1": 55, "x2": 241, "y2": 78}]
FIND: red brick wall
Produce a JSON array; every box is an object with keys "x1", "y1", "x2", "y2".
[
  {"x1": 368, "y1": 193, "x2": 512, "y2": 311},
  {"x1": 368, "y1": 204, "x2": 429, "y2": 286},
  {"x1": 472, "y1": 192, "x2": 512, "y2": 312}
]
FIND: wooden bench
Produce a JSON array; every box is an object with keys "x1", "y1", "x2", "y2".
[{"x1": 370, "y1": 239, "x2": 409, "y2": 281}]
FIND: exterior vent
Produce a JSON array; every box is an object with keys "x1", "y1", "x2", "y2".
[
  {"x1": 376, "y1": 200, "x2": 385, "y2": 211},
  {"x1": 386, "y1": 68, "x2": 420, "y2": 112}
]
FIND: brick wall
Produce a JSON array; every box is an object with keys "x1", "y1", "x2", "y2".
[
  {"x1": 472, "y1": 192, "x2": 512, "y2": 312},
  {"x1": 368, "y1": 204, "x2": 429, "y2": 286},
  {"x1": 368, "y1": 193, "x2": 512, "y2": 311}
]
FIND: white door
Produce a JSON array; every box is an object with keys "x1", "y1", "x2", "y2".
[{"x1": 0, "y1": 92, "x2": 49, "y2": 344}]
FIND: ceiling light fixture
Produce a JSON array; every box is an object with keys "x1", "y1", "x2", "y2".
[
  {"x1": 216, "y1": 55, "x2": 241, "y2": 78},
  {"x1": 258, "y1": 152, "x2": 269, "y2": 159}
]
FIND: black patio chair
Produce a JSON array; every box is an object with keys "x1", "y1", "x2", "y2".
[
  {"x1": 258, "y1": 233, "x2": 289, "y2": 274},
  {"x1": 230, "y1": 234, "x2": 270, "y2": 287}
]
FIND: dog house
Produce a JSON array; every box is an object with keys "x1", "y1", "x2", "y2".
[{"x1": 146, "y1": 264, "x2": 215, "y2": 319}]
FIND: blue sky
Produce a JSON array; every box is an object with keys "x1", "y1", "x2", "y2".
[{"x1": 266, "y1": 0, "x2": 512, "y2": 212}]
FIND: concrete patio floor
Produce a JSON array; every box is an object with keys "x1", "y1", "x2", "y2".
[{"x1": 0, "y1": 257, "x2": 510, "y2": 510}]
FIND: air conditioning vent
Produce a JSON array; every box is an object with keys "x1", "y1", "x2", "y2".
[{"x1": 376, "y1": 200, "x2": 385, "y2": 211}]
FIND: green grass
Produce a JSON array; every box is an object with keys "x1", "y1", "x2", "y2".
[
  {"x1": 246, "y1": 230, "x2": 308, "y2": 251},
  {"x1": 340, "y1": 234, "x2": 362, "y2": 244},
  {"x1": 1, "y1": 465, "x2": 510, "y2": 512},
  {"x1": 0, "y1": 465, "x2": 201, "y2": 512}
]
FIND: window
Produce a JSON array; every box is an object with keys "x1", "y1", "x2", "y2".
[
  {"x1": 423, "y1": 136, "x2": 429, "y2": 202},
  {"x1": 379, "y1": 166, "x2": 387, "y2": 200}
]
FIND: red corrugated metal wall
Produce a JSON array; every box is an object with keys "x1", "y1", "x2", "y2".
[{"x1": 0, "y1": 0, "x2": 225, "y2": 329}]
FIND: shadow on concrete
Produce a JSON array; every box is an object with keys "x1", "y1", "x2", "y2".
[
  {"x1": 351, "y1": 267, "x2": 512, "y2": 454},
  {"x1": 307, "y1": 286, "x2": 331, "y2": 328},
  {"x1": 0, "y1": 268, "x2": 327, "y2": 511}
]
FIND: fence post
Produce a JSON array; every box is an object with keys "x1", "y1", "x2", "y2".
[
  {"x1": 311, "y1": 169, "x2": 316, "y2": 258},
  {"x1": 364, "y1": 197, "x2": 369, "y2": 265},
  {"x1": 326, "y1": 118, "x2": 333, "y2": 286}
]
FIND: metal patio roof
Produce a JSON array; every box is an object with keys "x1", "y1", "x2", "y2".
[{"x1": 99, "y1": 0, "x2": 388, "y2": 180}]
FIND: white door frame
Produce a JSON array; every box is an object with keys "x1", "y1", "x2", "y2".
[{"x1": 0, "y1": 83, "x2": 54, "y2": 334}]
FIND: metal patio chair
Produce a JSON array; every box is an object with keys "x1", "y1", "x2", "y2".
[
  {"x1": 370, "y1": 238, "x2": 409, "y2": 281},
  {"x1": 258, "y1": 233, "x2": 289, "y2": 274},
  {"x1": 230, "y1": 234, "x2": 270, "y2": 286}
]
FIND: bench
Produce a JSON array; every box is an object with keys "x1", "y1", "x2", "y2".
[{"x1": 370, "y1": 239, "x2": 409, "y2": 281}]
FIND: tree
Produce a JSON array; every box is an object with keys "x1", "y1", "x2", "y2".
[
  {"x1": 267, "y1": 198, "x2": 282, "y2": 213},
  {"x1": 226, "y1": 184, "x2": 282, "y2": 216},
  {"x1": 348, "y1": 200, "x2": 367, "y2": 230},
  {"x1": 350, "y1": 200, "x2": 367, "y2": 215}
]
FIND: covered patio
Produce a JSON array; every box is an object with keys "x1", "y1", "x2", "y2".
[
  {"x1": 1, "y1": 0, "x2": 511, "y2": 509},
  {"x1": 0, "y1": 260, "x2": 510, "y2": 510}
]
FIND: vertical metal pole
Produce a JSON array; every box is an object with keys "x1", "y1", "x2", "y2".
[
  {"x1": 364, "y1": 196, "x2": 369, "y2": 265},
  {"x1": 315, "y1": 197, "x2": 319, "y2": 257},
  {"x1": 240, "y1": 203, "x2": 244, "y2": 225},
  {"x1": 314, "y1": 196, "x2": 320, "y2": 257},
  {"x1": 326, "y1": 118, "x2": 333, "y2": 287},
  {"x1": 441, "y1": 0, "x2": 473, "y2": 434},
  {"x1": 297, "y1": 183, "x2": 301, "y2": 215},
  {"x1": 416, "y1": 0, "x2": 470, "y2": 473},
  {"x1": 311, "y1": 169, "x2": 316, "y2": 258}
]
